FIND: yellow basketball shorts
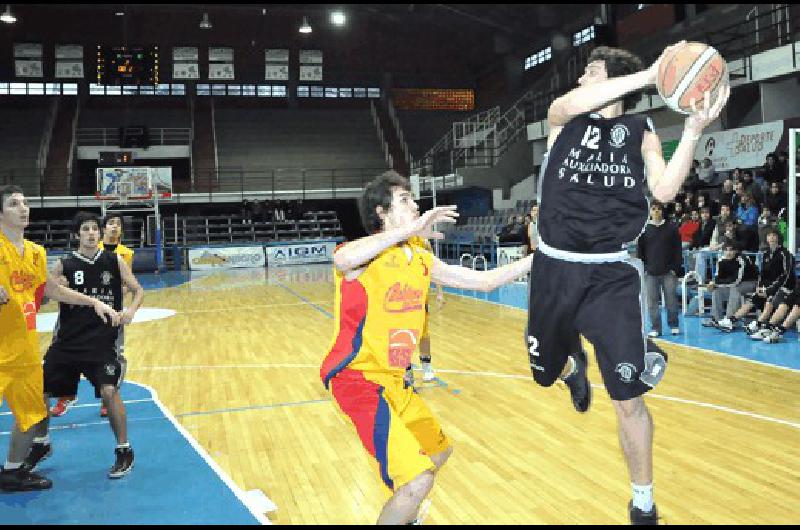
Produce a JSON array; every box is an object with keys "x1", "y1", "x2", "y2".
[
  {"x1": 0, "y1": 365, "x2": 47, "y2": 432},
  {"x1": 329, "y1": 368, "x2": 451, "y2": 492}
]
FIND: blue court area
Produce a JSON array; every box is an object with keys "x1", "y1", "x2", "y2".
[
  {"x1": 0, "y1": 380, "x2": 268, "y2": 525},
  {"x1": 444, "y1": 282, "x2": 800, "y2": 371},
  {"x1": 137, "y1": 271, "x2": 193, "y2": 290}
]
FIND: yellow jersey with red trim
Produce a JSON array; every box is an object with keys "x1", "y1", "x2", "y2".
[
  {"x1": 320, "y1": 239, "x2": 432, "y2": 388},
  {"x1": 99, "y1": 241, "x2": 134, "y2": 269},
  {"x1": 0, "y1": 232, "x2": 47, "y2": 367}
]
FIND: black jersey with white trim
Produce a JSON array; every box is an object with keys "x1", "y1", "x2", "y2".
[
  {"x1": 538, "y1": 113, "x2": 654, "y2": 253},
  {"x1": 50, "y1": 249, "x2": 123, "y2": 360}
]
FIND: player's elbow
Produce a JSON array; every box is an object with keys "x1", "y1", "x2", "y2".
[
  {"x1": 547, "y1": 98, "x2": 572, "y2": 127},
  {"x1": 333, "y1": 252, "x2": 354, "y2": 273}
]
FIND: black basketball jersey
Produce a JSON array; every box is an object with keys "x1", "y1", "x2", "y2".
[
  {"x1": 50, "y1": 249, "x2": 123, "y2": 361},
  {"x1": 538, "y1": 113, "x2": 654, "y2": 253}
]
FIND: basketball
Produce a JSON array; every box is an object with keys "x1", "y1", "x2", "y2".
[{"x1": 656, "y1": 41, "x2": 729, "y2": 115}]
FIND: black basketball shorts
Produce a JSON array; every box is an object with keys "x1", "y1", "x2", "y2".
[
  {"x1": 526, "y1": 249, "x2": 667, "y2": 401},
  {"x1": 43, "y1": 351, "x2": 126, "y2": 399}
]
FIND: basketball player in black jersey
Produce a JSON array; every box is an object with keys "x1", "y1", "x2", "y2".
[
  {"x1": 527, "y1": 43, "x2": 728, "y2": 524},
  {"x1": 24, "y1": 212, "x2": 144, "y2": 478}
]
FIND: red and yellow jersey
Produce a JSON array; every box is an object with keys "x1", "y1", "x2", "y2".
[
  {"x1": 0, "y1": 232, "x2": 47, "y2": 367},
  {"x1": 321, "y1": 239, "x2": 433, "y2": 388},
  {"x1": 99, "y1": 241, "x2": 134, "y2": 269}
]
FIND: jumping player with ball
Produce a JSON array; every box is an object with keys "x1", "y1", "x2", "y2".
[{"x1": 527, "y1": 41, "x2": 728, "y2": 525}]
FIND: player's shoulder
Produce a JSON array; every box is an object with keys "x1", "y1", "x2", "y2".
[{"x1": 24, "y1": 239, "x2": 47, "y2": 260}]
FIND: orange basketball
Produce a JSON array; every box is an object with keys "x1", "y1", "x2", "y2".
[{"x1": 656, "y1": 42, "x2": 728, "y2": 115}]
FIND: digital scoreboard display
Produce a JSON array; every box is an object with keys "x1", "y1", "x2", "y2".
[{"x1": 97, "y1": 45, "x2": 159, "y2": 85}]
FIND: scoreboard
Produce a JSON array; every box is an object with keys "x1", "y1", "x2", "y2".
[{"x1": 97, "y1": 45, "x2": 159, "y2": 85}]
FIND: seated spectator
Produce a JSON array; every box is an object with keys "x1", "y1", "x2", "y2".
[
  {"x1": 741, "y1": 170, "x2": 764, "y2": 206},
  {"x1": 736, "y1": 193, "x2": 759, "y2": 228},
  {"x1": 697, "y1": 157, "x2": 717, "y2": 186},
  {"x1": 695, "y1": 192, "x2": 717, "y2": 216},
  {"x1": 764, "y1": 181, "x2": 787, "y2": 217},
  {"x1": 714, "y1": 229, "x2": 796, "y2": 334},
  {"x1": 760, "y1": 282, "x2": 800, "y2": 343},
  {"x1": 668, "y1": 201, "x2": 687, "y2": 224},
  {"x1": 679, "y1": 209, "x2": 701, "y2": 247},
  {"x1": 690, "y1": 206, "x2": 717, "y2": 282},
  {"x1": 709, "y1": 204, "x2": 734, "y2": 251},
  {"x1": 682, "y1": 189, "x2": 698, "y2": 211},
  {"x1": 762, "y1": 153, "x2": 785, "y2": 188},
  {"x1": 691, "y1": 206, "x2": 716, "y2": 250},
  {"x1": 498, "y1": 215, "x2": 526, "y2": 244},
  {"x1": 702, "y1": 241, "x2": 759, "y2": 326},
  {"x1": 718, "y1": 179, "x2": 735, "y2": 209}
]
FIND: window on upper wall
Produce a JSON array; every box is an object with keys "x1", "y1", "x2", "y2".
[
  {"x1": 573, "y1": 25, "x2": 595, "y2": 46},
  {"x1": 524, "y1": 47, "x2": 552, "y2": 70}
]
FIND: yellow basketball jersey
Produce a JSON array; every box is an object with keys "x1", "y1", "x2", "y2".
[
  {"x1": 321, "y1": 239, "x2": 432, "y2": 388},
  {"x1": 99, "y1": 241, "x2": 134, "y2": 269},
  {"x1": 0, "y1": 232, "x2": 47, "y2": 367}
]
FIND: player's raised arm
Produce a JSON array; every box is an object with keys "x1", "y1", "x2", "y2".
[
  {"x1": 334, "y1": 204, "x2": 458, "y2": 274},
  {"x1": 430, "y1": 254, "x2": 533, "y2": 292},
  {"x1": 645, "y1": 84, "x2": 730, "y2": 202}
]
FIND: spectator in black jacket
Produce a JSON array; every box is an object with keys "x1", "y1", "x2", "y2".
[
  {"x1": 498, "y1": 215, "x2": 527, "y2": 244},
  {"x1": 638, "y1": 201, "x2": 683, "y2": 337},
  {"x1": 690, "y1": 206, "x2": 717, "y2": 282},
  {"x1": 718, "y1": 179, "x2": 735, "y2": 209},
  {"x1": 716, "y1": 229, "x2": 797, "y2": 334},
  {"x1": 703, "y1": 241, "x2": 759, "y2": 325},
  {"x1": 764, "y1": 182, "x2": 787, "y2": 217}
]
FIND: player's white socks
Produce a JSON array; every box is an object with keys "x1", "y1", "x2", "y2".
[
  {"x1": 3, "y1": 461, "x2": 22, "y2": 470},
  {"x1": 632, "y1": 483, "x2": 654, "y2": 512},
  {"x1": 117, "y1": 442, "x2": 131, "y2": 450},
  {"x1": 33, "y1": 436, "x2": 50, "y2": 445}
]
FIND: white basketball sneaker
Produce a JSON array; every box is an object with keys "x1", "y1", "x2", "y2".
[{"x1": 422, "y1": 362, "x2": 436, "y2": 382}]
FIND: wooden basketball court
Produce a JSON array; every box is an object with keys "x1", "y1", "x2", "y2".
[{"x1": 38, "y1": 265, "x2": 799, "y2": 525}]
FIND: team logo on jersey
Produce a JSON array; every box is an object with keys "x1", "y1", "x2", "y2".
[
  {"x1": 609, "y1": 124, "x2": 630, "y2": 148},
  {"x1": 101, "y1": 271, "x2": 113, "y2": 286},
  {"x1": 387, "y1": 328, "x2": 420, "y2": 368},
  {"x1": 10, "y1": 271, "x2": 35, "y2": 293},
  {"x1": 383, "y1": 282, "x2": 424, "y2": 313},
  {"x1": 105, "y1": 363, "x2": 117, "y2": 376},
  {"x1": 23, "y1": 301, "x2": 37, "y2": 331},
  {"x1": 615, "y1": 363, "x2": 637, "y2": 384}
]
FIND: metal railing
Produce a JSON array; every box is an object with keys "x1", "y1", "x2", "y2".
[
  {"x1": 37, "y1": 98, "x2": 59, "y2": 177},
  {"x1": 76, "y1": 128, "x2": 192, "y2": 146},
  {"x1": 370, "y1": 101, "x2": 393, "y2": 168},
  {"x1": 0, "y1": 166, "x2": 389, "y2": 206}
]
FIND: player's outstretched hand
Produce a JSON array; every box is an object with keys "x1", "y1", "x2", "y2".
[
  {"x1": 686, "y1": 82, "x2": 730, "y2": 133},
  {"x1": 57, "y1": 275, "x2": 69, "y2": 287},
  {"x1": 646, "y1": 40, "x2": 687, "y2": 84},
  {"x1": 120, "y1": 308, "x2": 135, "y2": 326},
  {"x1": 93, "y1": 300, "x2": 121, "y2": 326},
  {"x1": 412, "y1": 205, "x2": 459, "y2": 240}
]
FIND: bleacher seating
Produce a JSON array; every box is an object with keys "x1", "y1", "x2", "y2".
[
  {"x1": 215, "y1": 108, "x2": 389, "y2": 192},
  {"x1": 396, "y1": 110, "x2": 472, "y2": 160},
  {"x1": 79, "y1": 104, "x2": 191, "y2": 128},
  {"x1": 0, "y1": 100, "x2": 51, "y2": 195}
]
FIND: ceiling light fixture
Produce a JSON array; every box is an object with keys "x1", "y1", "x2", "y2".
[
  {"x1": 299, "y1": 16, "x2": 312, "y2": 34},
  {"x1": 199, "y1": 12, "x2": 212, "y2": 30},
  {"x1": 0, "y1": 5, "x2": 16, "y2": 24},
  {"x1": 330, "y1": 11, "x2": 346, "y2": 26}
]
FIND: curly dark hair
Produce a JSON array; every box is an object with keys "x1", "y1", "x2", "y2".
[
  {"x1": 587, "y1": 46, "x2": 645, "y2": 111},
  {"x1": 358, "y1": 170, "x2": 411, "y2": 234}
]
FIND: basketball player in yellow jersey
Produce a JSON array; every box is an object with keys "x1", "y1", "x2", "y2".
[
  {"x1": 0, "y1": 186, "x2": 120, "y2": 492},
  {"x1": 320, "y1": 171, "x2": 534, "y2": 525},
  {"x1": 50, "y1": 213, "x2": 135, "y2": 418}
]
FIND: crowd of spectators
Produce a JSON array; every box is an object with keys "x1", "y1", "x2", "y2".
[{"x1": 642, "y1": 151, "x2": 798, "y2": 343}]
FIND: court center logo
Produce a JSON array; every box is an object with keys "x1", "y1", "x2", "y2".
[
  {"x1": 101, "y1": 271, "x2": 113, "y2": 286},
  {"x1": 609, "y1": 124, "x2": 630, "y2": 148},
  {"x1": 615, "y1": 363, "x2": 637, "y2": 383}
]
